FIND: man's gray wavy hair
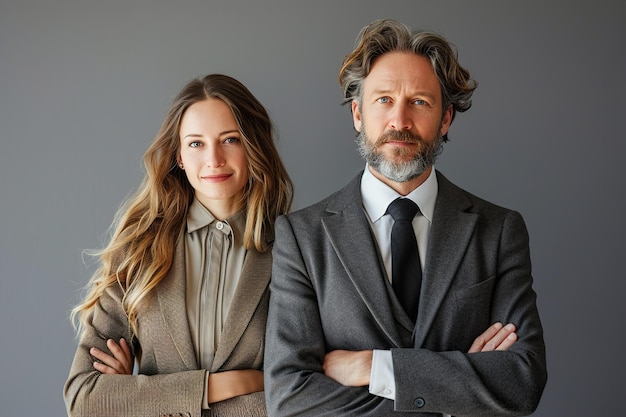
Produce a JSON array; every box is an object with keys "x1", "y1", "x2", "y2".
[{"x1": 339, "y1": 19, "x2": 478, "y2": 141}]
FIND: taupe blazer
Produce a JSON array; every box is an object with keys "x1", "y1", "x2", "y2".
[
  {"x1": 265, "y1": 170, "x2": 547, "y2": 416},
  {"x1": 64, "y1": 234, "x2": 270, "y2": 417}
]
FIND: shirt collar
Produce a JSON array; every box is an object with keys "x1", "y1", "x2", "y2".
[
  {"x1": 186, "y1": 197, "x2": 246, "y2": 239},
  {"x1": 361, "y1": 164, "x2": 438, "y2": 223}
]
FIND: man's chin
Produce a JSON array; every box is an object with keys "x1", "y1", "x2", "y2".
[
  {"x1": 370, "y1": 162, "x2": 427, "y2": 183},
  {"x1": 379, "y1": 147, "x2": 420, "y2": 161}
]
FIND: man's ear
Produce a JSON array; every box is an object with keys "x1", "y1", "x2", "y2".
[
  {"x1": 352, "y1": 100, "x2": 362, "y2": 132},
  {"x1": 440, "y1": 104, "x2": 454, "y2": 137}
]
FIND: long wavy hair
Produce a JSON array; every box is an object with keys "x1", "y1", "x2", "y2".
[
  {"x1": 338, "y1": 19, "x2": 478, "y2": 141},
  {"x1": 71, "y1": 74, "x2": 293, "y2": 336}
]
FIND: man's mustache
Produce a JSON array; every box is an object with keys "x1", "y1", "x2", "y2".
[{"x1": 375, "y1": 130, "x2": 424, "y2": 147}]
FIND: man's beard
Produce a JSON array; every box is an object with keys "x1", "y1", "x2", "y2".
[{"x1": 356, "y1": 127, "x2": 444, "y2": 183}]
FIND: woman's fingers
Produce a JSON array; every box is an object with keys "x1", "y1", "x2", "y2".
[{"x1": 91, "y1": 338, "x2": 132, "y2": 374}]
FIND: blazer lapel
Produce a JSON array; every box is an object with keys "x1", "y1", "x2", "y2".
[
  {"x1": 211, "y1": 248, "x2": 271, "y2": 370},
  {"x1": 322, "y1": 174, "x2": 407, "y2": 346},
  {"x1": 156, "y1": 235, "x2": 198, "y2": 370},
  {"x1": 414, "y1": 171, "x2": 477, "y2": 347}
]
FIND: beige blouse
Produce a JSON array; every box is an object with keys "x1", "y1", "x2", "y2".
[{"x1": 184, "y1": 197, "x2": 247, "y2": 377}]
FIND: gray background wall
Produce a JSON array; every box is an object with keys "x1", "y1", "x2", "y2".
[{"x1": 1, "y1": 1, "x2": 624, "y2": 415}]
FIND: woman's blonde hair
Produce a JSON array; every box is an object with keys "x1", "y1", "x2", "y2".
[{"x1": 71, "y1": 74, "x2": 293, "y2": 336}]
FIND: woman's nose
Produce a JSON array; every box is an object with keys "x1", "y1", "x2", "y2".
[{"x1": 204, "y1": 144, "x2": 226, "y2": 167}]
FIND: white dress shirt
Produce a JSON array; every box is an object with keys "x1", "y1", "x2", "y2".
[{"x1": 360, "y1": 165, "x2": 438, "y2": 404}]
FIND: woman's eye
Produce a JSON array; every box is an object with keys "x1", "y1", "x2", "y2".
[
  {"x1": 224, "y1": 137, "x2": 240, "y2": 144},
  {"x1": 189, "y1": 141, "x2": 202, "y2": 148}
]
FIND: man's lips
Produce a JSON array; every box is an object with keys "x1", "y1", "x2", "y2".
[{"x1": 381, "y1": 140, "x2": 418, "y2": 147}]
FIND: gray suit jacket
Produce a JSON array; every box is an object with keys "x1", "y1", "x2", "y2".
[
  {"x1": 265, "y1": 170, "x2": 547, "y2": 417},
  {"x1": 64, "y1": 234, "x2": 270, "y2": 417}
]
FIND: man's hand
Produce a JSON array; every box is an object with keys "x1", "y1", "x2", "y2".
[
  {"x1": 322, "y1": 349, "x2": 372, "y2": 386},
  {"x1": 90, "y1": 338, "x2": 133, "y2": 375},
  {"x1": 468, "y1": 322, "x2": 517, "y2": 353},
  {"x1": 322, "y1": 322, "x2": 516, "y2": 387}
]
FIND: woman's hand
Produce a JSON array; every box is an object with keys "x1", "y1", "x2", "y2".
[
  {"x1": 468, "y1": 322, "x2": 517, "y2": 353},
  {"x1": 90, "y1": 338, "x2": 133, "y2": 375},
  {"x1": 207, "y1": 369, "x2": 264, "y2": 403}
]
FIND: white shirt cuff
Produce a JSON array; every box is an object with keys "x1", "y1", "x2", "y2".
[{"x1": 368, "y1": 349, "x2": 396, "y2": 400}]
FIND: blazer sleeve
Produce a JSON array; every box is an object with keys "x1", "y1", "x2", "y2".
[
  {"x1": 265, "y1": 209, "x2": 546, "y2": 417},
  {"x1": 63, "y1": 284, "x2": 206, "y2": 417},
  {"x1": 392, "y1": 210, "x2": 547, "y2": 416},
  {"x1": 265, "y1": 215, "x2": 394, "y2": 417}
]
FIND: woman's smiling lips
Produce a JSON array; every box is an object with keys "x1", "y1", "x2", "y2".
[{"x1": 201, "y1": 174, "x2": 232, "y2": 182}]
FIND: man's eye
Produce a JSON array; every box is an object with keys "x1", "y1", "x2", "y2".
[
  {"x1": 377, "y1": 97, "x2": 390, "y2": 104},
  {"x1": 414, "y1": 99, "x2": 426, "y2": 105}
]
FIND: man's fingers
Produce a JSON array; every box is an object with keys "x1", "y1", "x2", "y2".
[
  {"x1": 468, "y1": 322, "x2": 503, "y2": 353},
  {"x1": 469, "y1": 322, "x2": 518, "y2": 353},
  {"x1": 481, "y1": 323, "x2": 517, "y2": 352},
  {"x1": 495, "y1": 331, "x2": 518, "y2": 351}
]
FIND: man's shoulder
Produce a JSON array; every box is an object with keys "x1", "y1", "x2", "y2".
[
  {"x1": 284, "y1": 172, "x2": 363, "y2": 222},
  {"x1": 436, "y1": 170, "x2": 521, "y2": 218}
]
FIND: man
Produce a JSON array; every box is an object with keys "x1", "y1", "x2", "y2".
[{"x1": 265, "y1": 19, "x2": 547, "y2": 416}]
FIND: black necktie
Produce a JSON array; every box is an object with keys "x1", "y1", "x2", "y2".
[{"x1": 387, "y1": 198, "x2": 422, "y2": 322}]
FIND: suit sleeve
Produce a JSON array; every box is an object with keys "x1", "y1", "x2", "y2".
[
  {"x1": 265, "y1": 215, "x2": 394, "y2": 417},
  {"x1": 63, "y1": 284, "x2": 206, "y2": 417},
  {"x1": 266, "y1": 209, "x2": 546, "y2": 417},
  {"x1": 392, "y1": 210, "x2": 547, "y2": 416}
]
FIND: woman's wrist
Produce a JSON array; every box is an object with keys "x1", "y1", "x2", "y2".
[{"x1": 207, "y1": 369, "x2": 264, "y2": 404}]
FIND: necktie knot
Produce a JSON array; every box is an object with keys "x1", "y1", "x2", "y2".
[{"x1": 387, "y1": 198, "x2": 419, "y2": 222}]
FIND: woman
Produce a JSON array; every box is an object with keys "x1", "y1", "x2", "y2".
[{"x1": 64, "y1": 74, "x2": 293, "y2": 416}]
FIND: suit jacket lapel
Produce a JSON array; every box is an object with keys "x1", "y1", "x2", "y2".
[
  {"x1": 414, "y1": 171, "x2": 477, "y2": 347},
  {"x1": 322, "y1": 174, "x2": 407, "y2": 346},
  {"x1": 211, "y1": 248, "x2": 271, "y2": 370},
  {"x1": 156, "y1": 235, "x2": 198, "y2": 369}
]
